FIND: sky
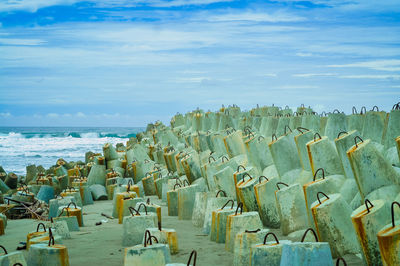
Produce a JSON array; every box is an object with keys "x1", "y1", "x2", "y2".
[{"x1": 0, "y1": 0, "x2": 399, "y2": 127}]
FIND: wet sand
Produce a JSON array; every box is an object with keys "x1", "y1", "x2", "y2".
[{"x1": 1, "y1": 196, "x2": 363, "y2": 265}]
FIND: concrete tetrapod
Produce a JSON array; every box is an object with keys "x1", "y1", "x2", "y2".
[
  {"x1": 54, "y1": 207, "x2": 79, "y2": 232},
  {"x1": 351, "y1": 199, "x2": 389, "y2": 266},
  {"x1": 124, "y1": 230, "x2": 171, "y2": 266},
  {"x1": 362, "y1": 107, "x2": 385, "y2": 144},
  {"x1": 177, "y1": 182, "x2": 202, "y2": 220},
  {"x1": 334, "y1": 130, "x2": 358, "y2": 180},
  {"x1": 28, "y1": 229, "x2": 68, "y2": 266},
  {"x1": 0, "y1": 245, "x2": 27, "y2": 266},
  {"x1": 119, "y1": 197, "x2": 144, "y2": 224},
  {"x1": 57, "y1": 202, "x2": 83, "y2": 227},
  {"x1": 324, "y1": 110, "x2": 347, "y2": 141},
  {"x1": 122, "y1": 205, "x2": 157, "y2": 247},
  {"x1": 275, "y1": 182, "x2": 309, "y2": 236},
  {"x1": 201, "y1": 190, "x2": 230, "y2": 234},
  {"x1": 233, "y1": 228, "x2": 269, "y2": 266},
  {"x1": 347, "y1": 137, "x2": 400, "y2": 200},
  {"x1": 213, "y1": 165, "x2": 236, "y2": 199},
  {"x1": 236, "y1": 173, "x2": 259, "y2": 212},
  {"x1": 254, "y1": 175, "x2": 280, "y2": 228},
  {"x1": 167, "y1": 183, "x2": 181, "y2": 216},
  {"x1": 143, "y1": 223, "x2": 178, "y2": 254},
  {"x1": 225, "y1": 203, "x2": 262, "y2": 252},
  {"x1": 294, "y1": 128, "x2": 314, "y2": 172},
  {"x1": 347, "y1": 106, "x2": 365, "y2": 133},
  {"x1": 251, "y1": 232, "x2": 291, "y2": 266},
  {"x1": 210, "y1": 199, "x2": 236, "y2": 243},
  {"x1": 280, "y1": 228, "x2": 334, "y2": 266},
  {"x1": 377, "y1": 201, "x2": 400, "y2": 266},
  {"x1": 310, "y1": 192, "x2": 360, "y2": 258}
]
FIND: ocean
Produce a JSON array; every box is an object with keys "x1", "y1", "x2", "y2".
[{"x1": 0, "y1": 127, "x2": 145, "y2": 176}]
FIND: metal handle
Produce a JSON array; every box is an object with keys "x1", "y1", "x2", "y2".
[
  {"x1": 371, "y1": 106, "x2": 379, "y2": 112},
  {"x1": 221, "y1": 155, "x2": 229, "y2": 163},
  {"x1": 336, "y1": 258, "x2": 347, "y2": 266},
  {"x1": 58, "y1": 207, "x2": 70, "y2": 217},
  {"x1": 276, "y1": 182, "x2": 289, "y2": 190},
  {"x1": 216, "y1": 190, "x2": 227, "y2": 198},
  {"x1": 242, "y1": 173, "x2": 253, "y2": 183},
  {"x1": 333, "y1": 109, "x2": 340, "y2": 114},
  {"x1": 258, "y1": 136, "x2": 265, "y2": 141},
  {"x1": 258, "y1": 176, "x2": 269, "y2": 184},
  {"x1": 365, "y1": 199, "x2": 374, "y2": 213},
  {"x1": 392, "y1": 102, "x2": 400, "y2": 110},
  {"x1": 245, "y1": 229, "x2": 261, "y2": 233},
  {"x1": 235, "y1": 202, "x2": 243, "y2": 215},
  {"x1": 313, "y1": 168, "x2": 325, "y2": 181},
  {"x1": 355, "y1": 136, "x2": 364, "y2": 148},
  {"x1": 221, "y1": 199, "x2": 234, "y2": 209},
  {"x1": 36, "y1": 222, "x2": 46, "y2": 232},
  {"x1": 48, "y1": 228, "x2": 55, "y2": 246},
  {"x1": 208, "y1": 156, "x2": 216, "y2": 163},
  {"x1": 174, "y1": 184, "x2": 181, "y2": 190},
  {"x1": 137, "y1": 203, "x2": 148, "y2": 215},
  {"x1": 129, "y1": 207, "x2": 140, "y2": 216},
  {"x1": 317, "y1": 192, "x2": 330, "y2": 204},
  {"x1": 263, "y1": 232, "x2": 279, "y2": 244},
  {"x1": 237, "y1": 165, "x2": 246, "y2": 172},
  {"x1": 183, "y1": 180, "x2": 190, "y2": 187},
  {"x1": 352, "y1": 106, "x2": 358, "y2": 114},
  {"x1": 297, "y1": 127, "x2": 309, "y2": 134},
  {"x1": 284, "y1": 125, "x2": 292, "y2": 135},
  {"x1": 146, "y1": 198, "x2": 150, "y2": 205},
  {"x1": 314, "y1": 133, "x2": 322, "y2": 142},
  {"x1": 0, "y1": 245, "x2": 7, "y2": 255},
  {"x1": 337, "y1": 131, "x2": 348, "y2": 139},
  {"x1": 360, "y1": 106, "x2": 367, "y2": 114},
  {"x1": 67, "y1": 202, "x2": 77, "y2": 209},
  {"x1": 271, "y1": 134, "x2": 277, "y2": 141},
  {"x1": 301, "y1": 228, "x2": 318, "y2": 242},
  {"x1": 391, "y1": 201, "x2": 400, "y2": 227},
  {"x1": 144, "y1": 230, "x2": 151, "y2": 247},
  {"x1": 187, "y1": 250, "x2": 197, "y2": 266}
]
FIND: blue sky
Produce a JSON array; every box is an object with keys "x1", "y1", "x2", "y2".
[{"x1": 0, "y1": 0, "x2": 399, "y2": 126}]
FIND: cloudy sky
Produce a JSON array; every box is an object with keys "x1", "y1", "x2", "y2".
[{"x1": 0, "y1": 0, "x2": 399, "y2": 126}]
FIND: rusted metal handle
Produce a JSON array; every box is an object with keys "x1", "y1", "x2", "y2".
[
  {"x1": 297, "y1": 127, "x2": 309, "y2": 134},
  {"x1": 208, "y1": 156, "x2": 216, "y2": 163},
  {"x1": 174, "y1": 183, "x2": 182, "y2": 190},
  {"x1": 146, "y1": 235, "x2": 159, "y2": 245},
  {"x1": 336, "y1": 257, "x2": 347, "y2": 266},
  {"x1": 129, "y1": 207, "x2": 140, "y2": 216},
  {"x1": 187, "y1": 250, "x2": 197, "y2": 266},
  {"x1": 235, "y1": 202, "x2": 243, "y2": 215},
  {"x1": 13, "y1": 263, "x2": 23, "y2": 266},
  {"x1": 276, "y1": 182, "x2": 289, "y2": 190},
  {"x1": 360, "y1": 106, "x2": 367, "y2": 114},
  {"x1": 258, "y1": 136, "x2": 265, "y2": 141},
  {"x1": 137, "y1": 203, "x2": 148, "y2": 215},
  {"x1": 258, "y1": 176, "x2": 268, "y2": 184},
  {"x1": 352, "y1": 106, "x2": 358, "y2": 114},
  {"x1": 317, "y1": 192, "x2": 330, "y2": 204},
  {"x1": 365, "y1": 199, "x2": 374, "y2": 213},
  {"x1": 271, "y1": 134, "x2": 277, "y2": 142},
  {"x1": 314, "y1": 133, "x2": 322, "y2": 142},
  {"x1": 58, "y1": 207, "x2": 70, "y2": 217},
  {"x1": 237, "y1": 165, "x2": 246, "y2": 172},
  {"x1": 392, "y1": 102, "x2": 400, "y2": 110},
  {"x1": 333, "y1": 109, "x2": 340, "y2": 114},
  {"x1": 301, "y1": 228, "x2": 318, "y2": 242},
  {"x1": 337, "y1": 131, "x2": 348, "y2": 139},
  {"x1": 313, "y1": 168, "x2": 325, "y2": 181},
  {"x1": 183, "y1": 180, "x2": 190, "y2": 187},
  {"x1": 221, "y1": 155, "x2": 229, "y2": 163},
  {"x1": 245, "y1": 229, "x2": 261, "y2": 233},
  {"x1": 242, "y1": 173, "x2": 253, "y2": 183},
  {"x1": 144, "y1": 230, "x2": 151, "y2": 247},
  {"x1": 146, "y1": 198, "x2": 150, "y2": 205},
  {"x1": 36, "y1": 222, "x2": 46, "y2": 232},
  {"x1": 391, "y1": 201, "x2": 400, "y2": 227},
  {"x1": 221, "y1": 199, "x2": 234, "y2": 209},
  {"x1": 216, "y1": 190, "x2": 227, "y2": 198},
  {"x1": 371, "y1": 106, "x2": 379, "y2": 112},
  {"x1": 48, "y1": 228, "x2": 55, "y2": 246},
  {"x1": 263, "y1": 232, "x2": 279, "y2": 244},
  {"x1": 355, "y1": 136, "x2": 364, "y2": 148},
  {"x1": 284, "y1": 125, "x2": 292, "y2": 135},
  {"x1": 67, "y1": 202, "x2": 77, "y2": 209},
  {"x1": 0, "y1": 245, "x2": 7, "y2": 255}
]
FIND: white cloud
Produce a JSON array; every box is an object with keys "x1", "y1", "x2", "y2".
[
  {"x1": 293, "y1": 73, "x2": 337, "y2": 77},
  {"x1": 0, "y1": 0, "x2": 81, "y2": 12},
  {"x1": 263, "y1": 74, "x2": 277, "y2": 77},
  {"x1": 328, "y1": 60, "x2": 400, "y2": 72},
  {"x1": 46, "y1": 113, "x2": 59, "y2": 118},
  {"x1": 295, "y1": 52, "x2": 313, "y2": 57},
  {"x1": 0, "y1": 38, "x2": 46, "y2": 46},
  {"x1": 207, "y1": 10, "x2": 306, "y2": 22},
  {"x1": 0, "y1": 112, "x2": 11, "y2": 118},
  {"x1": 339, "y1": 74, "x2": 400, "y2": 80},
  {"x1": 76, "y1": 112, "x2": 86, "y2": 117}
]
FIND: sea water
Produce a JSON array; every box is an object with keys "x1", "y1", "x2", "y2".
[{"x1": 0, "y1": 127, "x2": 145, "y2": 175}]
